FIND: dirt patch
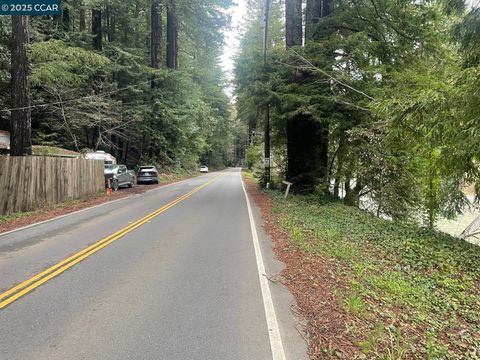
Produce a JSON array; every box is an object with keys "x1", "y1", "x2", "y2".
[
  {"x1": 0, "y1": 180, "x2": 182, "y2": 235},
  {"x1": 243, "y1": 174, "x2": 362, "y2": 359}
]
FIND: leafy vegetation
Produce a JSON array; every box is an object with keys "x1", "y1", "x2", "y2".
[
  {"x1": 0, "y1": 210, "x2": 36, "y2": 225},
  {"x1": 234, "y1": 0, "x2": 480, "y2": 228},
  {"x1": 0, "y1": 0, "x2": 240, "y2": 170},
  {"x1": 269, "y1": 189, "x2": 480, "y2": 358}
]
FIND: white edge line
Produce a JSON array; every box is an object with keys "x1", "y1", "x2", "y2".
[
  {"x1": 0, "y1": 176, "x2": 200, "y2": 238},
  {"x1": 240, "y1": 172, "x2": 286, "y2": 360}
]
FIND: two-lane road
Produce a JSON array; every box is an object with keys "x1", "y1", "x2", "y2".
[{"x1": 0, "y1": 169, "x2": 291, "y2": 360}]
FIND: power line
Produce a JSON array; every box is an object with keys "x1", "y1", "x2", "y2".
[
  {"x1": 0, "y1": 79, "x2": 153, "y2": 113},
  {"x1": 287, "y1": 47, "x2": 376, "y2": 101},
  {"x1": 334, "y1": 99, "x2": 371, "y2": 112}
]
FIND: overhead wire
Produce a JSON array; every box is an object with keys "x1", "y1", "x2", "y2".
[{"x1": 286, "y1": 46, "x2": 376, "y2": 101}]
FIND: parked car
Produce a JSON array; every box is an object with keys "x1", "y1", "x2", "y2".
[
  {"x1": 104, "y1": 164, "x2": 135, "y2": 191},
  {"x1": 200, "y1": 165, "x2": 209, "y2": 173},
  {"x1": 137, "y1": 166, "x2": 159, "y2": 184}
]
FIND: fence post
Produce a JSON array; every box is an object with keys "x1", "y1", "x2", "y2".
[{"x1": 282, "y1": 180, "x2": 293, "y2": 200}]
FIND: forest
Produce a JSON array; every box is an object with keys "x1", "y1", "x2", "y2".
[
  {"x1": 0, "y1": 0, "x2": 241, "y2": 171},
  {"x1": 235, "y1": 0, "x2": 480, "y2": 229},
  {"x1": 1, "y1": 0, "x2": 480, "y2": 225},
  {"x1": 1, "y1": 0, "x2": 480, "y2": 357}
]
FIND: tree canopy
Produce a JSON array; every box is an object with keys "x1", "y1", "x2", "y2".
[
  {"x1": 0, "y1": 0, "x2": 236, "y2": 169},
  {"x1": 234, "y1": 0, "x2": 480, "y2": 227}
]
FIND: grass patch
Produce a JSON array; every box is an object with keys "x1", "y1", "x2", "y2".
[
  {"x1": 158, "y1": 169, "x2": 198, "y2": 183},
  {"x1": 32, "y1": 145, "x2": 80, "y2": 157},
  {"x1": 0, "y1": 211, "x2": 36, "y2": 224},
  {"x1": 343, "y1": 294, "x2": 368, "y2": 315},
  {"x1": 268, "y1": 191, "x2": 480, "y2": 359},
  {"x1": 242, "y1": 169, "x2": 257, "y2": 181}
]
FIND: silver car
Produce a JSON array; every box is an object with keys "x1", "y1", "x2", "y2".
[{"x1": 104, "y1": 164, "x2": 136, "y2": 191}]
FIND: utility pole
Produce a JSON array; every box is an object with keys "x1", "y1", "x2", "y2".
[{"x1": 262, "y1": 0, "x2": 271, "y2": 187}]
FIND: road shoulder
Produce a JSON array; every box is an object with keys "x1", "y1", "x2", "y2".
[{"x1": 243, "y1": 174, "x2": 310, "y2": 360}]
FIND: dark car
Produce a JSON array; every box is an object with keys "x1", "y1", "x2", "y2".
[
  {"x1": 104, "y1": 164, "x2": 136, "y2": 191},
  {"x1": 137, "y1": 166, "x2": 159, "y2": 184}
]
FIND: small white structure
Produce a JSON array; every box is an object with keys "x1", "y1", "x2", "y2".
[
  {"x1": 85, "y1": 150, "x2": 116, "y2": 164},
  {"x1": 0, "y1": 130, "x2": 10, "y2": 150}
]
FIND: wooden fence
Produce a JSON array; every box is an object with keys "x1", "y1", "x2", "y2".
[{"x1": 0, "y1": 156, "x2": 104, "y2": 215}]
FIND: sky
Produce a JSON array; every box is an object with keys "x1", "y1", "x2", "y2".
[
  {"x1": 469, "y1": 0, "x2": 480, "y2": 8},
  {"x1": 220, "y1": 0, "x2": 248, "y2": 97}
]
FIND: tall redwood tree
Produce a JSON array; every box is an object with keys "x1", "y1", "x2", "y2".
[
  {"x1": 166, "y1": 0, "x2": 178, "y2": 69},
  {"x1": 10, "y1": 15, "x2": 31, "y2": 156},
  {"x1": 151, "y1": 0, "x2": 162, "y2": 69}
]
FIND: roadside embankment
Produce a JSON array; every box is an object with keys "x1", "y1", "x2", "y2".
[{"x1": 243, "y1": 173, "x2": 480, "y2": 359}]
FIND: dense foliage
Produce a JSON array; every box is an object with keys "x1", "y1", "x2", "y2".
[
  {"x1": 234, "y1": 0, "x2": 480, "y2": 227},
  {"x1": 270, "y1": 189, "x2": 480, "y2": 358},
  {"x1": 0, "y1": 0, "x2": 238, "y2": 170}
]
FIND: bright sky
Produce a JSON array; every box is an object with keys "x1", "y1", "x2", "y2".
[
  {"x1": 469, "y1": 0, "x2": 480, "y2": 8},
  {"x1": 221, "y1": 0, "x2": 248, "y2": 97}
]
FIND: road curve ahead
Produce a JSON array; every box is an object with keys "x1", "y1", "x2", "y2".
[{"x1": 0, "y1": 169, "x2": 280, "y2": 360}]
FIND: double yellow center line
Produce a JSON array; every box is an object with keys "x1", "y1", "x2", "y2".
[{"x1": 0, "y1": 173, "x2": 225, "y2": 310}]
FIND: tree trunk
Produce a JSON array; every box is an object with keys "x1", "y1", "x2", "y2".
[
  {"x1": 285, "y1": 0, "x2": 302, "y2": 47},
  {"x1": 426, "y1": 152, "x2": 436, "y2": 228},
  {"x1": 110, "y1": 133, "x2": 116, "y2": 157},
  {"x1": 306, "y1": 0, "x2": 331, "y2": 40},
  {"x1": 285, "y1": 0, "x2": 305, "y2": 189},
  {"x1": 333, "y1": 133, "x2": 346, "y2": 197},
  {"x1": 10, "y1": 16, "x2": 32, "y2": 156},
  {"x1": 105, "y1": 6, "x2": 110, "y2": 41},
  {"x1": 85, "y1": 127, "x2": 90, "y2": 148},
  {"x1": 151, "y1": 0, "x2": 162, "y2": 69},
  {"x1": 313, "y1": 0, "x2": 331, "y2": 190},
  {"x1": 91, "y1": 8, "x2": 103, "y2": 149},
  {"x1": 62, "y1": 6, "x2": 70, "y2": 32},
  {"x1": 110, "y1": 13, "x2": 116, "y2": 42},
  {"x1": 248, "y1": 124, "x2": 254, "y2": 146},
  {"x1": 286, "y1": 0, "x2": 332, "y2": 193},
  {"x1": 262, "y1": 0, "x2": 271, "y2": 186},
  {"x1": 79, "y1": 6, "x2": 86, "y2": 31},
  {"x1": 92, "y1": 8, "x2": 102, "y2": 50},
  {"x1": 117, "y1": 136, "x2": 124, "y2": 162},
  {"x1": 123, "y1": 142, "x2": 129, "y2": 164},
  {"x1": 166, "y1": 0, "x2": 178, "y2": 69},
  {"x1": 344, "y1": 180, "x2": 362, "y2": 206},
  {"x1": 105, "y1": 6, "x2": 116, "y2": 42},
  {"x1": 287, "y1": 115, "x2": 328, "y2": 192},
  {"x1": 305, "y1": 0, "x2": 317, "y2": 39},
  {"x1": 264, "y1": 105, "x2": 270, "y2": 184}
]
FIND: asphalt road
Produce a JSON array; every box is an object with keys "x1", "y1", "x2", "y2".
[{"x1": 0, "y1": 169, "x2": 306, "y2": 360}]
